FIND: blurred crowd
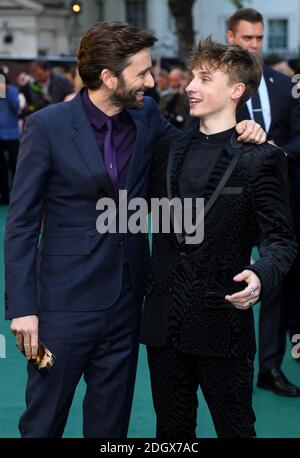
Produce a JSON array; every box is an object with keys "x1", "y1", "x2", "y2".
[
  {"x1": 0, "y1": 61, "x2": 77, "y2": 204},
  {"x1": 1, "y1": 55, "x2": 300, "y2": 205}
]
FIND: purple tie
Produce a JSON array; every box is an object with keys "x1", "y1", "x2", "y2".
[{"x1": 104, "y1": 117, "x2": 118, "y2": 190}]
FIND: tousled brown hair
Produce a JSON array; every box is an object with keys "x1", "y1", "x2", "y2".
[
  {"x1": 77, "y1": 21, "x2": 157, "y2": 90},
  {"x1": 189, "y1": 37, "x2": 262, "y2": 109},
  {"x1": 228, "y1": 8, "x2": 264, "y2": 33}
]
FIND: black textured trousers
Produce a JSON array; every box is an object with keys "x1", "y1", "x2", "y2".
[{"x1": 147, "y1": 344, "x2": 256, "y2": 438}]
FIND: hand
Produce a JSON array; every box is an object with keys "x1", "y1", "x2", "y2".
[
  {"x1": 225, "y1": 270, "x2": 261, "y2": 310},
  {"x1": 236, "y1": 120, "x2": 266, "y2": 144},
  {"x1": 268, "y1": 139, "x2": 278, "y2": 146},
  {"x1": 11, "y1": 315, "x2": 39, "y2": 359}
]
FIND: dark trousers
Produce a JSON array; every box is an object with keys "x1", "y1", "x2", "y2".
[
  {"x1": 0, "y1": 139, "x2": 19, "y2": 199},
  {"x1": 285, "y1": 247, "x2": 300, "y2": 340},
  {"x1": 259, "y1": 208, "x2": 300, "y2": 370},
  {"x1": 147, "y1": 344, "x2": 256, "y2": 438},
  {"x1": 19, "y1": 265, "x2": 142, "y2": 438},
  {"x1": 259, "y1": 287, "x2": 285, "y2": 370},
  {"x1": 286, "y1": 207, "x2": 300, "y2": 340}
]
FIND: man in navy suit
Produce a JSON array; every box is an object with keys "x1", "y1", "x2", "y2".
[
  {"x1": 4, "y1": 21, "x2": 266, "y2": 438},
  {"x1": 227, "y1": 8, "x2": 300, "y2": 396}
]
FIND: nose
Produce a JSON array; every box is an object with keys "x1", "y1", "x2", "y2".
[
  {"x1": 185, "y1": 79, "x2": 195, "y2": 94},
  {"x1": 145, "y1": 71, "x2": 154, "y2": 89},
  {"x1": 250, "y1": 38, "x2": 259, "y2": 50}
]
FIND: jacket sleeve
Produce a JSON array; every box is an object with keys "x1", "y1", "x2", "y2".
[
  {"x1": 245, "y1": 146, "x2": 298, "y2": 299},
  {"x1": 147, "y1": 95, "x2": 179, "y2": 142},
  {"x1": 4, "y1": 113, "x2": 51, "y2": 320},
  {"x1": 6, "y1": 86, "x2": 19, "y2": 114},
  {"x1": 282, "y1": 80, "x2": 300, "y2": 161}
]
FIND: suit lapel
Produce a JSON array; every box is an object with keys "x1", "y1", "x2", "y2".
[
  {"x1": 166, "y1": 129, "x2": 196, "y2": 244},
  {"x1": 70, "y1": 92, "x2": 116, "y2": 200},
  {"x1": 201, "y1": 135, "x2": 241, "y2": 204},
  {"x1": 70, "y1": 94, "x2": 149, "y2": 200},
  {"x1": 125, "y1": 109, "x2": 146, "y2": 196},
  {"x1": 263, "y1": 66, "x2": 277, "y2": 129}
]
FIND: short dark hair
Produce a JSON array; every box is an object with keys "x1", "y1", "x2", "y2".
[
  {"x1": 190, "y1": 37, "x2": 262, "y2": 109},
  {"x1": 31, "y1": 60, "x2": 51, "y2": 71},
  {"x1": 77, "y1": 21, "x2": 157, "y2": 90},
  {"x1": 228, "y1": 8, "x2": 264, "y2": 33}
]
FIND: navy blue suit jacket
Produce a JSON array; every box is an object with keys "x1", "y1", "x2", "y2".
[
  {"x1": 237, "y1": 65, "x2": 300, "y2": 162},
  {"x1": 4, "y1": 92, "x2": 177, "y2": 319}
]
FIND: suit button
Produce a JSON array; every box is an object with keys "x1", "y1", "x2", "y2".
[
  {"x1": 179, "y1": 251, "x2": 186, "y2": 258},
  {"x1": 168, "y1": 286, "x2": 173, "y2": 294},
  {"x1": 117, "y1": 240, "x2": 124, "y2": 247}
]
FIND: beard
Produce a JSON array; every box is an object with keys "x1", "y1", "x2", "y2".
[{"x1": 110, "y1": 74, "x2": 145, "y2": 110}]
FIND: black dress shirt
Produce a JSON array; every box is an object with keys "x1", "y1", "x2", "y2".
[{"x1": 179, "y1": 126, "x2": 236, "y2": 200}]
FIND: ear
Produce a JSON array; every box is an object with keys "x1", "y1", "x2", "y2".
[
  {"x1": 100, "y1": 68, "x2": 118, "y2": 90},
  {"x1": 231, "y1": 82, "x2": 246, "y2": 103},
  {"x1": 226, "y1": 30, "x2": 234, "y2": 44}
]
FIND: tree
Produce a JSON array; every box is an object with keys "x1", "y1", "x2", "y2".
[
  {"x1": 168, "y1": 0, "x2": 244, "y2": 61},
  {"x1": 230, "y1": 0, "x2": 244, "y2": 8},
  {"x1": 167, "y1": 0, "x2": 196, "y2": 61}
]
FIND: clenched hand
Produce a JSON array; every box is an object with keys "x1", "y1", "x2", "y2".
[{"x1": 11, "y1": 315, "x2": 39, "y2": 359}]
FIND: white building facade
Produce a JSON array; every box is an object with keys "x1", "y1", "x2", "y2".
[
  {"x1": 77, "y1": 0, "x2": 300, "y2": 58},
  {"x1": 0, "y1": 0, "x2": 70, "y2": 57},
  {"x1": 1, "y1": 0, "x2": 300, "y2": 58}
]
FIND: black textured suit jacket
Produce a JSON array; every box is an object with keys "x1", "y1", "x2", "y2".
[{"x1": 140, "y1": 130, "x2": 298, "y2": 358}]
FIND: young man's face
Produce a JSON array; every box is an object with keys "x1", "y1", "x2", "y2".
[
  {"x1": 111, "y1": 48, "x2": 154, "y2": 109},
  {"x1": 186, "y1": 66, "x2": 239, "y2": 119},
  {"x1": 227, "y1": 20, "x2": 264, "y2": 54}
]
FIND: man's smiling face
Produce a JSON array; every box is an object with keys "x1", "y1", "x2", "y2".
[{"x1": 110, "y1": 48, "x2": 154, "y2": 110}]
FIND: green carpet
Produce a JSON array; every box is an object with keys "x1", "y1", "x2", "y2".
[{"x1": 0, "y1": 205, "x2": 299, "y2": 438}]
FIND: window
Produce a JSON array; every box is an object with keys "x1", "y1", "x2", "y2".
[
  {"x1": 96, "y1": 0, "x2": 104, "y2": 21},
  {"x1": 168, "y1": 9, "x2": 176, "y2": 33},
  {"x1": 268, "y1": 19, "x2": 288, "y2": 50},
  {"x1": 126, "y1": 0, "x2": 147, "y2": 29}
]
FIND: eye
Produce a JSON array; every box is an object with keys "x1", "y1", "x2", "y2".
[{"x1": 140, "y1": 70, "x2": 150, "y2": 78}]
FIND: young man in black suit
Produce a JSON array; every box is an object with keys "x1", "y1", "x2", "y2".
[
  {"x1": 140, "y1": 38, "x2": 297, "y2": 438},
  {"x1": 227, "y1": 7, "x2": 300, "y2": 396}
]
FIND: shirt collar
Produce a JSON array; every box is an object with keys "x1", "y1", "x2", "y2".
[
  {"x1": 82, "y1": 88, "x2": 131, "y2": 130},
  {"x1": 194, "y1": 126, "x2": 236, "y2": 144}
]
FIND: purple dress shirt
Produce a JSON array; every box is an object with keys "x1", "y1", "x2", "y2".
[{"x1": 82, "y1": 89, "x2": 136, "y2": 191}]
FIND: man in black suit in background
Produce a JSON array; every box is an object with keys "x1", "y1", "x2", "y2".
[{"x1": 227, "y1": 8, "x2": 300, "y2": 396}]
